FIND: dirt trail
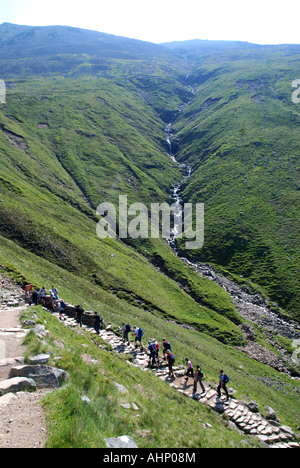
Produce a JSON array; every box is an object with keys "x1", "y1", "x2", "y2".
[{"x1": 0, "y1": 305, "x2": 47, "y2": 449}]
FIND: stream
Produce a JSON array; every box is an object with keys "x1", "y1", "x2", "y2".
[
  {"x1": 165, "y1": 117, "x2": 192, "y2": 251},
  {"x1": 164, "y1": 106, "x2": 300, "y2": 375}
]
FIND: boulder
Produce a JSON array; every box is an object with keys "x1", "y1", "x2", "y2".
[
  {"x1": 29, "y1": 354, "x2": 51, "y2": 365},
  {"x1": 120, "y1": 403, "x2": 131, "y2": 410},
  {"x1": 22, "y1": 319, "x2": 36, "y2": 328},
  {"x1": 215, "y1": 402, "x2": 225, "y2": 413},
  {"x1": 0, "y1": 392, "x2": 18, "y2": 406},
  {"x1": 32, "y1": 324, "x2": 49, "y2": 338},
  {"x1": 248, "y1": 401, "x2": 259, "y2": 413},
  {"x1": 81, "y1": 395, "x2": 91, "y2": 405},
  {"x1": 114, "y1": 382, "x2": 128, "y2": 394},
  {"x1": 0, "y1": 377, "x2": 36, "y2": 396},
  {"x1": 105, "y1": 436, "x2": 138, "y2": 449},
  {"x1": 9, "y1": 365, "x2": 68, "y2": 388},
  {"x1": 266, "y1": 406, "x2": 277, "y2": 421}
]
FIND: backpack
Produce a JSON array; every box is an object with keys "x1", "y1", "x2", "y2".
[
  {"x1": 169, "y1": 354, "x2": 175, "y2": 365},
  {"x1": 125, "y1": 324, "x2": 131, "y2": 332},
  {"x1": 76, "y1": 306, "x2": 84, "y2": 315},
  {"x1": 223, "y1": 374, "x2": 229, "y2": 384},
  {"x1": 165, "y1": 341, "x2": 171, "y2": 350},
  {"x1": 138, "y1": 327, "x2": 144, "y2": 338}
]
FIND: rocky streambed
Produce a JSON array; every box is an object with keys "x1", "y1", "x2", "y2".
[{"x1": 179, "y1": 258, "x2": 300, "y2": 377}]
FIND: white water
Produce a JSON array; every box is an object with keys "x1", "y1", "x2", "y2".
[{"x1": 165, "y1": 117, "x2": 192, "y2": 250}]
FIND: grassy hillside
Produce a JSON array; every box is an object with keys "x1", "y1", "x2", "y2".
[
  {"x1": 172, "y1": 49, "x2": 300, "y2": 318},
  {"x1": 0, "y1": 65, "x2": 246, "y2": 344}
]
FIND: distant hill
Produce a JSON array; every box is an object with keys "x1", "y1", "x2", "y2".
[
  {"x1": 0, "y1": 22, "x2": 169, "y2": 59},
  {"x1": 161, "y1": 39, "x2": 260, "y2": 50},
  {"x1": 0, "y1": 22, "x2": 177, "y2": 77}
]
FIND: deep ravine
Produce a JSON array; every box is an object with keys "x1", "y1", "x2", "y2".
[{"x1": 164, "y1": 104, "x2": 300, "y2": 377}]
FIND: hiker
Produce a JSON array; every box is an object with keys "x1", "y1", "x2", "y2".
[
  {"x1": 217, "y1": 369, "x2": 229, "y2": 400},
  {"x1": 38, "y1": 287, "x2": 47, "y2": 306},
  {"x1": 133, "y1": 325, "x2": 144, "y2": 350},
  {"x1": 75, "y1": 305, "x2": 84, "y2": 328},
  {"x1": 155, "y1": 339, "x2": 160, "y2": 365},
  {"x1": 48, "y1": 293, "x2": 57, "y2": 311},
  {"x1": 122, "y1": 322, "x2": 131, "y2": 344},
  {"x1": 185, "y1": 358, "x2": 194, "y2": 380},
  {"x1": 53, "y1": 300, "x2": 66, "y2": 320},
  {"x1": 50, "y1": 285, "x2": 59, "y2": 300},
  {"x1": 93, "y1": 312, "x2": 103, "y2": 335},
  {"x1": 166, "y1": 350, "x2": 175, "y2": 379},
  {"x1": 30, "y1": 290, "x2": 39, "y2": 306},
  {"x1": 148, "y1": 340, "x2": 157, "y2": 367},
  {"x1": 193, "y1": 365, "x2": 206, "y2": 395},
  {"x1": 163, "y1": 338, "x2": 171, "y2": 359}
]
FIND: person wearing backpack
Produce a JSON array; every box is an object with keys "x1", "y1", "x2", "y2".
[
  {"x1": 122, "y1": 322, "x2": 131, "y2": 344},
  {"x1": 185, "y1": 358, "x2": 194, "y2": 381},
  {"x1": 155, "y1": 339, "x2": 160, "y2": 366},
  {"x1": 38, "y1": 287, "x2": 47, "y2": 306},
  {"x1": 193, "y1": 365, "x2": 206, "y2": 395},
  {"x1": 93, "y1": 312, "x2": 103, "y2": 335},
  {"x1": 133, "y1": 325, "x2": 144, "y2": 350},
  {"x1": 163, "y1": 339, "x2": 171, "y2": 360},
  {"x1": 75, "y1": 305, "x2": 84, "y2": 328},
  {"x1": 166, "y1": 350, "x2": 175, "y2": 379},
  {"x1": 217, "y1": 369, "x2": 229, "y2": 400},
  {"x1": 148, "y1": 340, "x2": 157, "y2": 367}
]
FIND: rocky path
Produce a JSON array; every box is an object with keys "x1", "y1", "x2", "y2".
[
  {"x1": 0, "y1": 304, "x2": 48, "y2": 448},
  {"x1": 54, "y1": 312, "x2": 299, "y2": 449},
  {"x1": 0, "y1": 266, "x2": 298, "y2": 449}
]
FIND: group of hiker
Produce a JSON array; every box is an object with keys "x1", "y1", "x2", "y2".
[
  {"x1": 30, "y1": 286, "x2": 105, "y2": 334},
  {"x1": 30, "y1": 288, "x2": 230, "y2": 400},
  {"x1": 121, "y1": 323, "x2": 178, "y2": 379},
  {"x1": 30, "y1": 285, "x2": 66, "y2": 319},
  {"x1": 73, "y1": 305, "x2": 103, "y2": 335},
  {"x1": 121, "y1": 323, "x2": 230, "y2": 399}
]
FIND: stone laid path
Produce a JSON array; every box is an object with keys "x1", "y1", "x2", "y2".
[
  {"x1": 53, "y1": 312, "x2": 299, "y2": 449},
  {"x1": 1, "y1": 280, "x2": 298, "y2": 449}
]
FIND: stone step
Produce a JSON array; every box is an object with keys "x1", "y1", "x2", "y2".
[{"x1": 0, "y1": 377, "x2": 37, "y2": 396}]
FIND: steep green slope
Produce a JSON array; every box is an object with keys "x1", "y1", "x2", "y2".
[
  {"x1": 171, "y1": 48, "x2": 300, "y2": 318},
  {"x1": 0, "y1": 63, "x2": 243, "y2": 344}
]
